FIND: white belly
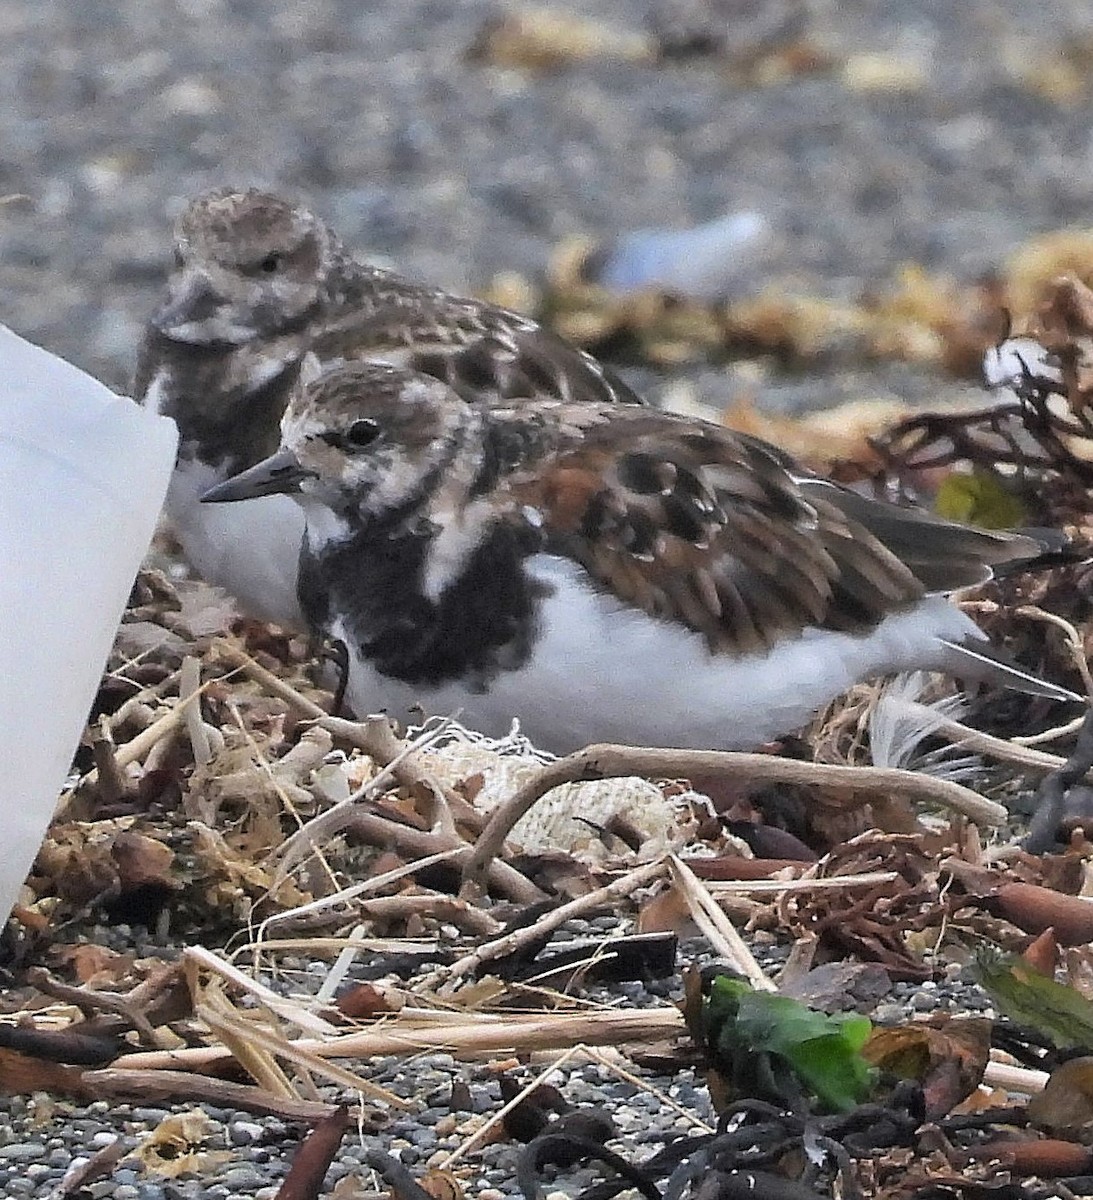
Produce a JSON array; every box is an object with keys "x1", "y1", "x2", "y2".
[
  {"x1": 337, "y1": 554, "x2": 981, "y2": 753},
  {"x1": 163, "y1": 456, "x2": 307, "y2": 630}
]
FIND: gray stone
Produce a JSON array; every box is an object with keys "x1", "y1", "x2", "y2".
[{"x1": 0, "y1": 1142, "x2": 46, "y2": 1162}]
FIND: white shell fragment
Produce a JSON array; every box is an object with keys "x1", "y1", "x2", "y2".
[{"x1": 982, "y1": 335, "x2": 1064, "y2": 394}]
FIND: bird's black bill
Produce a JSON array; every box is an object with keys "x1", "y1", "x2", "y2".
[{"x1": 201, "y1": 449, "x2": 315, "y2": 503}]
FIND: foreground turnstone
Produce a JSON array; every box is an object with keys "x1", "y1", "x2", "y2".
[
  {"x1": 134, "y1": 187, "x2": 639, "y2": 626},
  {"x1": 203, "y1": 361, "x2": 1080, "y2": 752}
]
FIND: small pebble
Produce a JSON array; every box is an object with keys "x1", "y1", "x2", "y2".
[
  {"x1": 219, "y1": 1165, "x2": 266, "y2": 1189},
  {"x1": 229, "y1": 1120, "x2": 265, "y2": 1146},
  {"x1": 0, "y1": 1142, "x2": 46, "y2": 1162}
]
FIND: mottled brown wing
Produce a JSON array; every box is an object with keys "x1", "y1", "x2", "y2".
[
  {"x1": 317, "y1": 283, "x2": 643, "y2": 408},
  {"x1": 505, "y1": 417, "x2": 929, "y2": 655}
]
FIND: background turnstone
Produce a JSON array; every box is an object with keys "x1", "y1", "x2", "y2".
[
  {"x1": 203, "y1": 361, "x2": 1079, "y2": 753},
  {"x1": 134, "y1": 187, "x2": 640, "y2": 627}
]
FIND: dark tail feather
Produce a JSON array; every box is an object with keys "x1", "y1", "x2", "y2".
[{"x1": 991, "y1": 527, "x2": 1089, "y2": 576}]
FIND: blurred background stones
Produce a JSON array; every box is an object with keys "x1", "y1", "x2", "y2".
[{"x1": 2, "y1": 0, "x2": 1093, "y2": 418}]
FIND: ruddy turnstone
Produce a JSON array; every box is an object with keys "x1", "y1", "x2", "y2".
[
  {"x1": 203, "y1": 361, "x2": 1080, "y2": 753},
  {"x1": 134, "y1": 186, "x2": 639, "y2": 626}
]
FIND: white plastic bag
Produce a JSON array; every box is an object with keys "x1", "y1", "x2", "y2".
[{"x1": 0, "y1": 326, "x2": 177, "y2": 926}]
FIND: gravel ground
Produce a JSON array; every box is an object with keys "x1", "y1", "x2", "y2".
[
  {"x1": 3, "y1": 0, "x2": 1093, "y2": 412},
  {"x1": 1, "y1": 1, "x2": 1087, "y2": 1193},
  {"x1": 0, "y1": 921, "x2": 1002, "y2": 1200}
]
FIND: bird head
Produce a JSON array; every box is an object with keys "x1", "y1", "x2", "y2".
[{"x1": 152, "y1": 188, "x2": 337, "y2": 345}]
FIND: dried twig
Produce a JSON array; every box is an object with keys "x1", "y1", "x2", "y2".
[
  {"x1": 440, "y1": 858, "x2": 668, "y2": 988},
  {"x1": 342, "y1": 808, "x2": 544, "y2": 905},
  {"x1": 212, "y1": 638, "x2": 328, "y2": 719},
  {"x1": 666, "y1": 856, "x2": 774, "y2": 991},
  {"x1": 59, "y1": 682, "x2": 213, "y2": 809},
  {"x1": 982, "y1": 1060, "x2": 1049, "y2": 1095},
  {"x1": 463, "y1": 744, "x2": 1008, "y2": 888},
  {"x1": 357, "y1": 894, "x2": 503, "y2": 936},
  {"x1": 90, "y1": 717, "x2": 131, "y2": 806},
  {"x1": 26, "y1": 967, "x2": 159, "y2": 1047},
  {"x1": 46, "y1": 1136, "x2": 129, "y2": 1198},
  {"x1": 82, "y1": 1067, "x2": 343, "y2": 1123},
  {"x1": 319, "y1": 715, "x2": 487, "y2": 832},
  {"x1": 114, "y1": 1007, "x2": 686, "y2": 1072}
]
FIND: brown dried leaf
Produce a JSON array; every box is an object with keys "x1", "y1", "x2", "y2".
[
  {"x1": 112, "y1": 831, "x2": 177, "y2": 894},
  {"x1": 1021, "y1": 928, "x2": 1060, "y2": 977},
  {"x1": 863, "y1": 1018, "x2": 992, "y2": 1119},
  {"x1": 334, "y1": 983, "x2": 398, "y2": 1020},
  {"x1": 55, "y1": 944, "x2": 133, "y2": 986},
  {"x1": 1028, "y1": 1056, "x2": 1093, "y2": 1131},
  {"x1": 419, "y1": 1169, "x2": 466, "y2": 1200},
  {"x1": 637, "y1": 886, "x2": 695, "y2": 936}
]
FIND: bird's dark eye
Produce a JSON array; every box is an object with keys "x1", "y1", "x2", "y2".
[
  {"x1": 260, "y1": 253, "x2": 282, "y2": 274},
  {"x1": 345, "y1": 419, "x2": 381, "y2": 448}
]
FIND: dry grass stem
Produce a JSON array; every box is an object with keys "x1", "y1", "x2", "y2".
[
  {"x1": 314, "y1": 922, "x2": 368, "y2": 1005},
  {"x1": 180, "y1": 655, "x2": 213, "y2": 766},
  {"x1": 115, "y1": 1007, "x2": 687, "y2": 1072},
  {"x1": 272, "y1": 836, "x2": 465, "y2": 903},
  {"x1": 438, "y1": 858, "x2": 668, "y2": 988},
  {"x1": 183, "y1": 946, "x2": 340, "y2": 1037},
  {"x1": 667, "y1": 855, "x2": 774, "y2": 992},
  {"x1": 192, "y1": 990, "x2": 412, "y2": 1109},
  {"x1": 212, "y1": 638, "x2": 328, "y2": 719},
  {"x1": 703, "y1": 870, "x2": 901, "y2": 896},
  {"x1": 439, "y1": 1044, "x2": 585, "y2": 1168},
  {"x1": 463, "y1": 744, "x2": 1007, "y2": 886},
  {"x1": 583, "y1": 1045, "x2": 717, "y2": 1133},
  {"x1": 228, "y1": 936, "x2": 430, "y2": 963}
]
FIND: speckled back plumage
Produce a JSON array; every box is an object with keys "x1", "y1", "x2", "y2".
[
  {"x1": 200, "y1": 360, "x2": 1078, "y2": 750},
  {"x1": 133, "y1": 187, "x2": 642, "y2": 627}
]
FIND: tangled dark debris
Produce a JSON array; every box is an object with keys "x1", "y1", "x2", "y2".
[{"x1": 874, "y1": 276, "x2": 1093, "y2": 503}]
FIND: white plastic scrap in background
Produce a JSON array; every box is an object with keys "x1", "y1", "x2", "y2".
[
  {"x1": 0, "y1": 326, "x2": 177, "y2": 926},
  {"x1": 982, "y1": 335, "x2": 1064, "y2": 397}
]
